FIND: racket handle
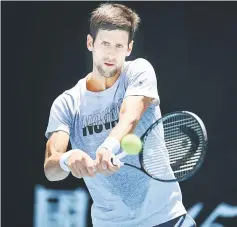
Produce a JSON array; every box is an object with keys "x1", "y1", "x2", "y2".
[
  {"x1": 111, "y1": 158, "x2": 124, "y2": 166},
  {"x1": 111, "y1": 151, "x2": 127, "y2": 166}
]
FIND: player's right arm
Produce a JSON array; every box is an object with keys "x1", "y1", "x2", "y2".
[
  {"x1": 44, "y1": 92, "x2": 96, "y2": 181},
  {"x1": 44, "y1": 131, "x2": 70, "y2": 181},
  {"x1": 44, "y1": 130, "x2": 96, "y2": 181}
]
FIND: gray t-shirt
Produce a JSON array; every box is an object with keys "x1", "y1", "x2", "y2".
[{"x1": 45, "y1": 58, "x2": 186, "y2": 227}]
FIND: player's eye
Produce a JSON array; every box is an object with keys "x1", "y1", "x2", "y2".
[
  {"x1": 116, "y1": 44, "x2": 124, "y2": 48},
  {"x1": 102, "y1": 41, "x2": 110, "y2": 47}
]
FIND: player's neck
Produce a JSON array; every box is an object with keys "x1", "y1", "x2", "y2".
[{"x1": 86, "y1": 69, "x2": 121, "y2": 92}]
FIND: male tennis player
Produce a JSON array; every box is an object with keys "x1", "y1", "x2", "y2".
[{"x1": 44, "y1": 3, "x2": 196, "y2": 227}]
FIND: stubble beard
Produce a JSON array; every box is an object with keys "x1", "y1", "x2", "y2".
[{"x1": 95, "y1": 63, "x2": 119, "y2": 78}]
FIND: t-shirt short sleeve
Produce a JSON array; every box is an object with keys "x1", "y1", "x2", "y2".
[
  {"x1": 124, "y1": 58, "x2": 160, "y2": 105},
  {"x1": 45, "y1": 92, "x2": 75, "y2": 139}
]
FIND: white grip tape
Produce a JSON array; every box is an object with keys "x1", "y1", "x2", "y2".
[
  {"x1": 59, "y1": 150, "x2": 77, "y2": 172},
  {"x1": 112, "y1": 151, "x2": 127, "y2": 166},
  {"x1": 112, "y1": 158, "x2": 124, "y2": 166}
]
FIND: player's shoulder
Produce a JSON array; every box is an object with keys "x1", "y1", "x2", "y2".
[
  {"x1": 122, "y1": 58, "x2": 155, "y2": 80},
  {"x1": 124, "y1": 58, "x2": 153, "y2": 69},
  {"x1": 53, "y1": 78, "x2": 83, "y2": 107},
  {"x1": 124, "y1": 58, "x2": 153, "y2": 72}
]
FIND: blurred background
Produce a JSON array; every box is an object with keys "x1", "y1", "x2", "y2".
[{"x1": 2, "y1": 1, "x2": 237, "y2": 227}]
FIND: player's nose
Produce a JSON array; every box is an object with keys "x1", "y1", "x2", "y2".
[{"x1": 104, "y1": 57, "x2": 116, "y2": 64}]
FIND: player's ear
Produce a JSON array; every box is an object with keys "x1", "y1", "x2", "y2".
[
  {"x1": 126, "y1": 40, "x2": 134, "y2": 57},
  {"x1": 87, "y1": 34, "x2": 94, "y2": 52}
]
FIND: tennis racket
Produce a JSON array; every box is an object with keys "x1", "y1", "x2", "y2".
[{"x1": 112, "y1": 111, "x2": 208, "y2": 182}]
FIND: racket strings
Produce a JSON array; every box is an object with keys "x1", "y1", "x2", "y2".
[
  {"x1": 142, "y1": 113, "x2": 204, "y2": 181},
  {"x1": 142, "y1": 126, "x2": 175, "y2": 180},
  {"x1": 164, "y1": 115, "x2": 202, "y2": 178}
]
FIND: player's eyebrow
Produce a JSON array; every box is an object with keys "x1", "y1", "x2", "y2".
[{"x1": 101, "y1": 39, "x2": 127, "y2": 46}]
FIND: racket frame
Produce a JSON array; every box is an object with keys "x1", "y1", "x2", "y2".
[{"x1": 126, "y1": 111, "x2": 208, "y2": 182}]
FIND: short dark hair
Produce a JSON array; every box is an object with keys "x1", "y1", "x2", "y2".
[{"x1": 89, "y1": 3, "x2": 140, "y2": 42}]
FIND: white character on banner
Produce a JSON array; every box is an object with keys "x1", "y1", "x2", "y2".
[{"x1": 188, "y1": 202, "x2": 237, "y2": 227}]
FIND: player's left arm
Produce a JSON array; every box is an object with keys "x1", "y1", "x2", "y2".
[
  {"x1": 95, "y1": 58, "x2": 159, "y2": 174},
  {"x1": 110, "y1": 58, "x2": 159, "y2": 140}
]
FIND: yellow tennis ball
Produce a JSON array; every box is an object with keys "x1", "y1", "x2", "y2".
[{"x1": 121, "y1": 134, "x2": 142, "y2": 155}]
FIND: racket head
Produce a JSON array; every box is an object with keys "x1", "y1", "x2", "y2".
[{"x1": 139, "y1": 111, "x2": 208, "y2": 182}]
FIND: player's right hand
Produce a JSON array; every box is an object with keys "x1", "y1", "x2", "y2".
[{"x1": 67, "y1": 150, "x2": 96, "y2": 178}]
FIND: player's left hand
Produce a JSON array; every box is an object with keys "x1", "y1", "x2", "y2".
[{"x1": 95, "y1": 147, "x2": 120, "y2": 175}]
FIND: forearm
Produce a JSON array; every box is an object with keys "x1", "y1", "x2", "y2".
[
  {"x1": 44, "y1": 131, "x2": 71, "y2": 181},
  {"x1": 44, "y1": 154, "x2": 70, "y2": 181},
  {"x1": 109, "y1": 96, "x2": 151, "y2": 142},
  {"x1": 109, "y1": 116, "x2": 138, "y2": 141}
]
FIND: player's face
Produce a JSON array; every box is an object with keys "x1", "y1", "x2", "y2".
[{"x1": 87, "y1": 29, "x2": 133, "y2": 78}]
